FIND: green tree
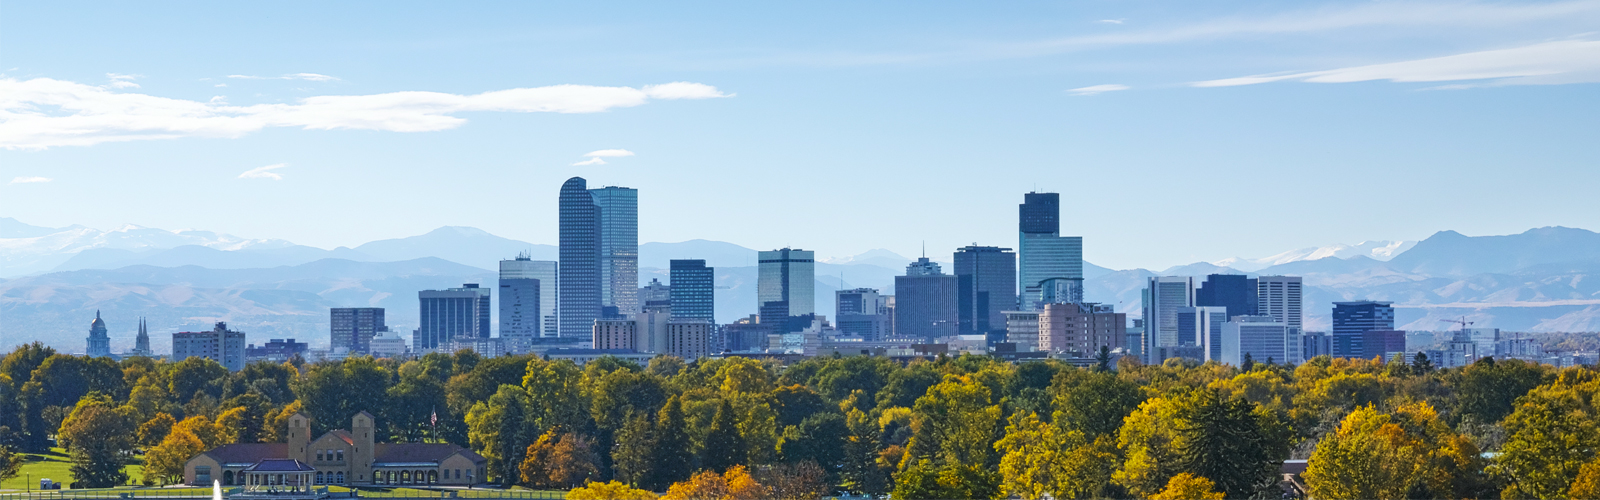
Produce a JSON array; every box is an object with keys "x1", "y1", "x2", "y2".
[
  {"x1": 702, "y1": 399, "x2": 746, "y2": 472},
  {"x1": 386, "y1": 359, "x2": 449, "y2": 442},
  {"x1": 840, "y1": 406, "x2": 888, "y2": 496},
  {"x1": 1174, "y1": 390, "x2": 1285, "y2": 498},
  {"x1": 523, "y1": 358, "x2": 589, "y2": 433},
  {"x1": 293, "y1": 356, "x2": 393, "y2": 435},
  {"x1": 610, "y1": 412, "x2": 655, "y2": 487},
  {"x1": 778, "y1": 412, "x2": 848, "y2": 474},
  {"x1": 1113, "y1": 396, "x2": 1184, "y2": 497},
  {"x1": 167, "y1": 356, "x2": 228, "y2": 403},
  {"x1": 0, "y1": 444, "x2": 23, "y2": 484},
  {"x1": 772, "y1": 384, "x2": 828, "y2": 428},
  {"x1": 138, "y1": 412, "x2": 177, "y2": 448},
  {"x1": 1492, "y1": 369, "x2": 1600, "y2": 499},
  {"x1": 652, "y1": 395, "x2": 695, "y2": 488},
  {"x1": 1051, "y1": 368, "x2": 1146, "y2": 439},
  {"x1": 876, "y1": 362, "x2": 940, "y2": 409},
  {"x1": 58, "y1": 394, "x2": 135, "y2": 487},
  {"x1": 1453, "y1": 357, "x2": 1548, "y2": 425},
  {"x1": 466, "y1": 385, "x2": 534, "y2": 486},
  {"x1": 903, "y1": 374, "x2": 1001, "y2": 470}
]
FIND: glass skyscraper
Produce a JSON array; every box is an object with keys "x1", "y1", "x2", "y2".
[
  {"x1": 670, "y1": 259, "x2": 715, "y2": 324},
  {"x1": 758, "y1": 248, "x2": 814, "y2": 331},
  {"x1": 1332, "y1": 301, "x2": 1394, "y2": 358},
  {"x1": 1142, "y1": 276, "x2": 1195, "y2": 363},
  {"x1": 1018, "y1": 192, "x2": 1083, "y2": 311},
  {"x1": 591, "y1": 186, "x2": 639, "y2": 316},
  {"x1": 558, "y1": 177, "x2": 638, "y2": 338},
  {"x1": 954, "y1": 245, "x2": 1016, "y2": 337}
]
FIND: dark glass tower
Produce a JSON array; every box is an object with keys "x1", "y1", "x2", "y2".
[
  {"x1": 415, "y1": 284, "x2": 489, "y2": 350},
  {"x1": 1019, "y1": 192, "x2": 1059, "y2": 235},
  {"x1": 559, "y1": 177, "x2": 602, "y2": 339},
  {"x1": 954, "y1": 245, "x2": 1016, "y2": 337},
  {"x1": 670, "y1": 259, "x2": 715, "y2": 324},
  {"x1": 1195, "y1": 274, "x2": 1257, "y2": 320},
  {"x1": 1332, "y1": 301, "x2": 1395, "y2": 358}
]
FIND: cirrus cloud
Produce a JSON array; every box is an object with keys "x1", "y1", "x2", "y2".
[
  {"x1": 9, "y1": 176, "x2": 52, "y2": 184},
  {"x1": 572, "y1": 149, "x2": 637, "y2": 166},
  {"x1": 1069, "y1": 84, "x2": 1130, "y2": 95},
  {"x1": 1193, "y1": 39, "x2": 1600, "y2": 87},
  {"x1": 238, "y1": 163, "x2": 287, "y2": 180},
  {"x1": 0, "y1": 78, "x2": 733, "y2": 150},
  {"x1": 227, "y1": 73, "x2": 342, "y2": 82}
]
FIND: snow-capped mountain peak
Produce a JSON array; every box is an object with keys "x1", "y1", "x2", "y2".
[{"x1": 1213, "y1": 240, "x2": 1417, "y2": 272}]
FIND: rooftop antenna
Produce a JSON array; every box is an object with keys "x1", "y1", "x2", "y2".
[{"x1": 921, "y1": 241, "x2": 926, "y2": 259}]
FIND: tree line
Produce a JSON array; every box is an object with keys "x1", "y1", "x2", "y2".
[{"x1": 2, "y1": 341, "x2": 1600, "y2": 499}]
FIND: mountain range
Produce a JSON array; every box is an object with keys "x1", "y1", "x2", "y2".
[{"x1": 3, "y1": 217, "x2": 1598, "y2": 353}]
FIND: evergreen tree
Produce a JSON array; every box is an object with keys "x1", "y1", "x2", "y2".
[
  {"x1": 653, "y1": 396, "x2": 695, "y2": 488},
  {"x1": 702, "y1": 399, "x2": 746, "y2": 472},
  {"x1": 1175, "y1": 390, "x2": 1279, "y2": 498},
  {"x1": 611, "y1": 412, "x2": 656, "y2": 487}
]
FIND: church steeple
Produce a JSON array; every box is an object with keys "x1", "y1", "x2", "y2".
[
  {"x1": 133, "y1": 316, "x2": 152, "y2": 357},
  {"x1": 86, "y1": 310, "x2": 111, "y2": 358}
]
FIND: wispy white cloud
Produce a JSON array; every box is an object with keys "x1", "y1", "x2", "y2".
[
  {"x1": 106, "y1": 73, "x2": 140, "y2": 89},
  {"x1": 583, "y1": 149, "x2": 636, "y2": 158},
  {"x1": 1069, "y1": 84, "x2": 1130, "y2": 95},
  {"x1": 0, "y1": 78, "x2": 733, "y2": 149},
  {"x1": 9, "y1": 176, "x2": 51, "y2": 184},
  {"x1": 238, "y1": 163, "x2": 287, "y2": 180},
  {"x1": 227, "y1": 73, "x2": 342, "y2": 82},
  {"x1": 1095, "y1": 19, "x2": 1125, "y2": 25},
  {"x1": 572, "y1": 157, "x2": 607, "y2": 166},
  {"x1": 1192, "y1": 39, "x2": 1600, "y2": 87}
]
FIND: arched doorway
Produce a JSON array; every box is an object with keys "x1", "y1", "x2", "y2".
[{"x1": 223, "y1": 471, "x2": 234, "y2": 485}]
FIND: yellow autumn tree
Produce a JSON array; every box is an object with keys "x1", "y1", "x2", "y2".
[
  {"x1": 144, "y1": 428, "x2": 206, "y2": 485},
  {"x1": 1304, "y1": 405, "x2": 1431, "y2": 500},
  {"x1": 566, "y1": 480, "x2": 656, "y2": 500},
  {"x1": 1151, "y1": 473, "x2": 1225, "y2": 500},
  {"x1": 661, "y1": 466, "x2": 767, "y2": 500}
]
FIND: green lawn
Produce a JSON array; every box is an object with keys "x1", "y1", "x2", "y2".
[{"x1": 0, "y1": 448, "x2": 153, "y2": 491}]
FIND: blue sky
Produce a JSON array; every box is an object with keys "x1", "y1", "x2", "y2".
[{"x1": 3, "y1": 0, "x2": 1598, "y2": 270}]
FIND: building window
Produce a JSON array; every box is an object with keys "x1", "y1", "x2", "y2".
[
  {"x1": 336, "y1": 472, "x2": 345, "y2": 484},
  {"x1": 196, "y1": 466, "x2": 212, "y2": 485},
  {"x1": 317, "y1": 450, "x2": 324, "y2": 462},
  {"x1": 336, "y1": 450, "x2": 344, "y2": 462},
  {"x1": 315, "y1": 472, "x2": 324, "y2": 484}
]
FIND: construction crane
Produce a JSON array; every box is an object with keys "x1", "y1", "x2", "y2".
[{"x1": 1441, "y1": 316, "x2": 1474, "y2": 332}]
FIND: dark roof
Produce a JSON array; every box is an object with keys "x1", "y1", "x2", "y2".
[
  {"x1": 244, "y1": 459, "x2": 315, "y2": 472},
  {"x1": 374, "y1": 443, "x2": 485, "y2": 464},
  {"x1": 199, "y1": 443, "x2": 288, "y2": 464}
]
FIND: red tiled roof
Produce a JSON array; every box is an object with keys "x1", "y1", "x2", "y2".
[{"x1": 324, "y1": 430, "x2": 355, "y2": 445}]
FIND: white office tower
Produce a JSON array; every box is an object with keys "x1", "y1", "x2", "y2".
[
  {"x1": 591, "y1": 186, "x2": 640, "y2": 316},
  {"x1": 1255, "y1": 276, "x2": 1303, "y2": 331},
  {"x1": 501, "y1": 257, "x2": 559, "y2": 338},
  {"x1": 1221, "y1": 315, "x2": 1291, "y2": 366},
  {"x1": 1017, "y1": 192, "x2": 1083, "y2": 311},
  {"x1": 1178, "y1": 306, "x2": 1229, "y2": 362},
  {"x1": 1466, "y1": 328, "x2": 1500, "y2": 359},
  {"x1": 634, "y1": 306, "x2": 671, "y2": 353},
  {"x1": 1142, "y1": 276, "x2": 1195, "y2": 364}
]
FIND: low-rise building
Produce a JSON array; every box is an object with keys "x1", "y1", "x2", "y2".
[{"x1": 184, "y1": 412, "x2": 485, "y2": 487}]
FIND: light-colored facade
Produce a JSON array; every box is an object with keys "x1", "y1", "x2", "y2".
[
  {"x1": 592, "y1": 319, "x2": 638, "y2": 351},
  {"x1": 1466, "y1": 328, "x2": 1500, "y2": 359},
  {"x1": 1142, "y1": 277, "x2": 1195, "y2": 364},
  {"x1": 1221, "y1": 315, "x2": 1291, "y2": 366},
  {"x1": 1004, "y1": 310, "x2": 1043, "y2": 349},
  {"x1": 500, "y1": 257, "x2": 559, "y2": 339},
  {"x1": 369, "y1": 331, "x2": 407, "y2": 358},
  {"x1": 1255, "y1": 276, "x2": 1303, "y2": 332},
  {"x1": 173, "y1": 322, "x2": 247, "y2": 371},
  {"x1": 184, "y1": 412, "x2": 486, "y2": 487},
  {"x1": 1038, "y1": 302, "x2": 1125, "y2": 355},
  {"x1": 87, "y1": 311, "x2": 112, "y2": 357},
  {"x1": 666, "y1": 319, "x2": 713, "y2": 359},
  {"x1": 1178, "y1": 306, "x2": 1229, "y2": 362}
]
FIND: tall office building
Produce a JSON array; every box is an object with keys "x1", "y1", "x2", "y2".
[
  {"x1": 1142, "y1": 276, "x2": 1195, "y2": 363},
  {"x1": 894, "y1": 258, "x2": 959, "y2": 340},
  {"x1": 131, "y1": 317, "x2": 152, "y2": 357},
  {"x1": 1221, "y1": 316, "x2": 1291, "y2": 366},
  {"x1": 501, "y1": 255, "x2": 558, "y2": 339},
  {"x1": 1466, "y1": 328, "x2": 1500, "y2": 359},
  {"x1": 1256, "y1": 276, "x2": 1304, "y2": 332},
  {"x1": 836, "y1": 288, "x2": 890, "y2": 340},
  {"x1": 591, "y1": 186, "x2": 640, "y2": 316},
  {"x1": 86, "y1": 310, "x2": 112, "y2": 357},
  {"x1": 758, "y1": 248, "x2": 815, "y2": 331},
  {"x1": 173, "y1": 322, "x2": 246, "y2": 371},
  {"x1": 592, "y1": 319, "x2": 638, "y2": 351},
  {"x1": 670, "y1": 260, "x2": 715, "y2": 324},
  {"x1": 1196, "y1": 274, "x2": 1256, "y2": 320},
  {"x1": 560, "y1": 177, "x2": 602, "y2": 338},
  {"x1": 416, "y1": 284, "x2": 491, "y2": 351},
  {"x1": 1332, "y1": 301, "x2": 1395, "y2": 358},
  {"x1": 954, "y1": 245, "x2": 1017, "y2": 337},
  {"x1": 640, "y1": 278, "x2": 671, "y2": 304},
  {"x1": 1177, "y1": 306, "x2": 1229, "y2": 361},
  {"x1": 1018, "y1": 192, "x2": 1083, "y2": 311},
  {"x1": 666, "y1": 319, "x2": 713, "y2": 360},
  {"x1": 330, "y1": 307, "x2": 386, "y2": 354}
]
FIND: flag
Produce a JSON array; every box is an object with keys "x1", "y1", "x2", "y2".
[{"x1": 431, "y1": 407, "x2": 438, "y2": 426}]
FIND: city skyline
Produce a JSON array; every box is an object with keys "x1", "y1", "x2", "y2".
[{"x1": 4, "y1": 1, "x2": 1599, "y2": 271}]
